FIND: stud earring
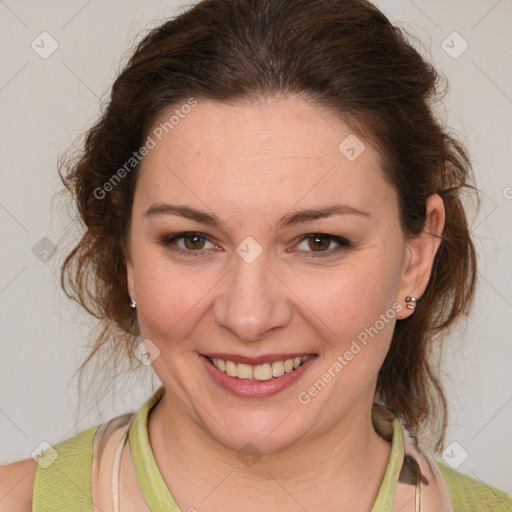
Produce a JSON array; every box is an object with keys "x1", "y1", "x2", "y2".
[
  {"x1": 130, "y1": 298, "x2": 137, "y2": 309},
  {"x1": 405, "y1": 296, "x2": 418, "y2": 310}
]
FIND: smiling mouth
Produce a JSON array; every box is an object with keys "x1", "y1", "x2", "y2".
[{"x1": 205, "y1": 355, "x2": 314, "y2": 381}]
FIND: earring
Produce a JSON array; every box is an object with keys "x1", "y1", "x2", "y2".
[
  {"x1": 130, "y1": 298, "x2": 137, "y2": 309},
  {"x1": 405, "y1": 296, "x2": 418, "y2": 310}
]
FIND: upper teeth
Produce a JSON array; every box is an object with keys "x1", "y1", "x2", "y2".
[{"x1": 211, "y1": 356, "x2": 309, "y2": 381}]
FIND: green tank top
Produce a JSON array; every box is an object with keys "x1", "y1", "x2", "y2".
[{"x1": 31, "y1": 387, "x2": 512, "y2": 511}]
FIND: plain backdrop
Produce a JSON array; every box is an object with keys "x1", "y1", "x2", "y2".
[{"x1": 1, "y1": 0, "x2": 511, "y2": 495}]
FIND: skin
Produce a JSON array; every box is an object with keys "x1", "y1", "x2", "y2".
[{"x1": 118, "y1": 94, "x2": 445, "y2": 512}]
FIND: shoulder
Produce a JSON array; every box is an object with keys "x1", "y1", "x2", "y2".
[
  {"x1": 436, "y1": 460, "x2": 512, "y2": 511},
  {"x1": 0, "y1": 457, "x2": 38, "y2": 512}
]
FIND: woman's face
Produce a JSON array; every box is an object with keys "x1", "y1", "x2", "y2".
[{"x1": 125, "y1": 95, "x2": 431, "y2": 452}]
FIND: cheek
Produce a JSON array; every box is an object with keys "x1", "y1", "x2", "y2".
[
  {"x1": 131, "y1": 248, "x2": 216, "y2": 342},
  {"x1": 298, "y1": 259, "x2": 398, "y2": 333},
  {"x1": 294, "y1": 254, "x2": 401, "y2": 372}
]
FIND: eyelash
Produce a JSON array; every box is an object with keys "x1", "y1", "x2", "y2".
[{"x1": 158, "y1": 231, "x2": 351, "y2": 259}]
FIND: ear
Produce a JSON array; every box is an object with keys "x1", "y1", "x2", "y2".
[
  {"x1": 122, "y1": 238, "x2": 136, "y2": 301},
  {"x1": 396, "y1": 194, "x2": 445, "y2": 320}
]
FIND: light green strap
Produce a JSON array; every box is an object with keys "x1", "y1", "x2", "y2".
[
  {"x1": 370, "y1": 417, "x2": 404, "y2": 511},
  {"x1": 31, "y1": 425, "x2": 99, "y2": 512},
  {"x1": 129, "y1": 386, "x2": 182, "y2": 511},
  {"x1": 436, "y1": 461, "x2": 512, "y2": 511}
]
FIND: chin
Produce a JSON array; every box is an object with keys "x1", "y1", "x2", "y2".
[{"x1": 202, "y1": 411, "x2": 311, "y2": 455}]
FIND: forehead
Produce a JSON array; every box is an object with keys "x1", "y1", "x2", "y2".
[{"x1": 134, "y1": 96, "x2": 395, "y2": 222}]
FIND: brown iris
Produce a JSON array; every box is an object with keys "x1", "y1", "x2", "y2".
[
  {"x1": 183, "y1": 233, "x2": 207, "y2": 250},
  {"x1": 308, "y1": 235, "x2": 330, "y2": 252}
]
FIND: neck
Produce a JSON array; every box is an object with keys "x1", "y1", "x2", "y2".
[{"x1": 148, "y1": 391, "x2": 391, "y2": 511}]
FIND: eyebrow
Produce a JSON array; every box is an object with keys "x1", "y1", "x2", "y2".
[{"x1": 143, "y1": 202, "x2": 371, "y2": 230}]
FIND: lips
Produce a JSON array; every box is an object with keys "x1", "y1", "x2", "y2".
[{"x1": 200, "y1": 353, "x2": 318, "y2": 398}]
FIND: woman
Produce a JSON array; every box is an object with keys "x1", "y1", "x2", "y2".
[{"x1": 1, "y1": 0, "x2": 511, "y2": 510}]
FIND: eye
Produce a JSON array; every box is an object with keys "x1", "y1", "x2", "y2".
[
  {"x1": 159, "y1": 231, "x2": 218, "y2": 257},
  {"x1": 294, "y1": 233, "x2": 351, "y2": 258},
  {"x1": 158, "y1": 231, "x2": 351, "y2": 259}
]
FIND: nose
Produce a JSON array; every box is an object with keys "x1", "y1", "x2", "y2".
[{"x1": 212, "y1": 249, "x2": 292, "y2": 342}]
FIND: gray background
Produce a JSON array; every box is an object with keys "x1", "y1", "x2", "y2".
[{"x1": 1, "y1": 0, "x2": 511, "y2": 494}]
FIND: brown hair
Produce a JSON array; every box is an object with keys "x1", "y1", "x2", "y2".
[{"x1": 58, "y1": 0, "x2": 477, "y2": 451}]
